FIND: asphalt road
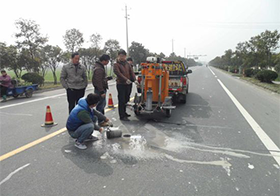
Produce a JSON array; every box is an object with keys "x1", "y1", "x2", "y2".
[{"x1": 0, "y1": 66, "x2": 279, "y2": 196}]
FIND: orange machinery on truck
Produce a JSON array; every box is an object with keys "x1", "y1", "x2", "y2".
[
  {"x1": 136, "y1": 59, "x2": 192, "y2": 105},
  {"x1": 134, "y1": 57, "x2": 175, "y2": 117}
]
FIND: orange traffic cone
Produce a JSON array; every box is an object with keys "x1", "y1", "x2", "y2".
[
  {"x1": 41, "y1": 105, "x2": 58, "y2": 127},
  {"x1": 108, "y1": 93, "x2": 114, "y2": 108}
]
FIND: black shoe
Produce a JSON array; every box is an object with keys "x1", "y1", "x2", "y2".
[
  {"x1": 120, "y1": 117, "x2": 130, "y2": 121},
  {"x1": 125, "y1": 113, "x2": 131, "y2": 117}
]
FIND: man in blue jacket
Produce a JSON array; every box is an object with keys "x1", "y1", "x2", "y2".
[{"x1": 66, "y1": 93, "x2": 110, "y2": 150}]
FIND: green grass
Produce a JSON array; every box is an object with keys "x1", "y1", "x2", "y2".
[
  {"x1": 7, "y1": 70, "x2": 62, "y2": 83},
  {"x1": 241, "y1": 77, "x2": 280, "y2": 94},
  {"x1": 37, "y1": 82, "x2": 63, "y2": 90},
  {"x1": 6, "y1": 68, "x2": 114, "y2": 91}
]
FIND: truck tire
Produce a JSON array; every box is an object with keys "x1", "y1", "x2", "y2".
[
  {"x1": 166, "y1": 109, "x2": 171, "y2": 117},
  {"x1": 180, "y1": 94, "x2": 187, "y2": 104}
]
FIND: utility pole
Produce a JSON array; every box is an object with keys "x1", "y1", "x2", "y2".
[
  {"x1": 184, "y1": 48, "x2": 186, "y2": 58},
  {"x1": 172, "y1": 39, "x2": 174, "y2": 54},
  {"x1": 125, "y1": 5, "x2": 130, "y2": 56}
]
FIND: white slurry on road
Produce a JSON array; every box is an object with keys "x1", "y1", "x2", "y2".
[{"x1": 0, "y1": 163, "x2": 30, "y2": 185}]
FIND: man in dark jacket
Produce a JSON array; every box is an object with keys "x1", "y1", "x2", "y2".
[
  {"x1": 66, "y1": 93, "x2": 110, "y2": 150},
  {"x1": 113, "y1": 50, "x2": 137, "y2": 121},
  {"x1": 92, "y1": 54, "x2": 111, "y2": 123},
  {"x1": 60, "y1": 52, "x2": 88, "y2": 113}
]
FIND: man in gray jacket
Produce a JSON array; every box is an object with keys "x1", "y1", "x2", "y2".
[{"x1": 60, "y1": 52, "x2": 88, "y2": 113}]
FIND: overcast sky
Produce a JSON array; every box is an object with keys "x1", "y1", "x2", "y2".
[{"x1": 1, "y1": 0, "x2": 280, "y2": 62}]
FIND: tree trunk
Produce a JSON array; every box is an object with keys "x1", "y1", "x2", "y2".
[
  {"x1": 53, "y1": 71, "x2": 57, "y2": 85},
  {"x1": 52, "y1": 67, "x2": 57, "y2": 85},
  {"x1": 13, "y1": 69, "x2": 19, "y2": 78}
]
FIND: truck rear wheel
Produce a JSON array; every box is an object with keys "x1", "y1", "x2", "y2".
[
  {"x1": 180, "y1": 94, "x2": 187, "y2": 104},
  {"x1": 165, "y1": 109, "x2": 171, "y2": 117}
]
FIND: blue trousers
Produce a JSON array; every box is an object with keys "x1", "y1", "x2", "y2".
[{"x1": 68, "y1": 123, "x2": 94, "y2": 143}]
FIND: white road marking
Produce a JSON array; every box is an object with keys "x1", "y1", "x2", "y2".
[
  {"x1": 0, "y1": 83, "x2": 115, "y2": 110},
  {"x1": 0, "y1": 93, "x2": 66, "y2": 110},
  {"x1": 0, "y1": 112, "x2": 33, "y2": 116},
  {"x1": 217, "y1": 78, "x2": 280, "y2": 165},
  {"x1": 209, "y1": 68, "x2": 216, "y2": 76},
  {"x1": 0, "y1": 163, "x2": 30, "y2": 185}
]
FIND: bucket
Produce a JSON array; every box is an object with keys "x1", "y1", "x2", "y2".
[{"x1": 106, "y1": 129, "x2": 122, "y2": 139}]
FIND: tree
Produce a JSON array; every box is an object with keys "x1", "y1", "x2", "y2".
[
  {"x1": 250, "y1": 30, "x2": 280, "y2": 68},
  {"x1": 103, "y1": 39, "x2": 121, "y2": 61},
  {"x1": 90, "y1": 33, "x2": 102, "y2": 49},
  {"x1": 129, "y1": 41, "x2": 149, "y2": 65},
  {"x1": 234, "y1": 42, "x2": 249, "y2": 67},
  {"x1": 17, "y1": 49, "x2": 31, "y2": 76},
  {"x1": 103, "y1": 39, "x2": 120, "y2": 75},
  {"x1": 89, "y1": 33, "x2": 103, "y2": 68},
  {"x1": 0, "y1": 43, "x2": 27, "y2": 78},
  {"x1": 79, "y1": 48, "x2": 99, "y2": 78},
  {"x1": 273, "y1": 53, "x2": 280, "y2": 74},
  {"x1": 209, "y1": 30, "x2": 280, "y2": 71},
  {"x1": 158, "y1": 52, "x2": 166, "y2": 59},
  {"x1": 15, "y1": 18, "x2": 48, "y2": 73},
  {"x1": 63, "y1": 28, "x2": 84, "y2": 53},
  {"x1": 42, "y1": 45, "x2": 62, "y2": 84},
  {"x1": 60, "y1": 52, "x2": 71, "y2": 64},
  {"x1": 222, "y1": 49, "x2": 234, "y2": 67}
]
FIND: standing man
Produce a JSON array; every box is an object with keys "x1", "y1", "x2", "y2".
[
  {"x1": 126, "y1": 57, "x2": 134, "y2": 103},
  {"x1": 92, "y1": 54, "x2": 112, "y2": 125},
  {"x1": 0, "y1": 70, "x2": 12, "y2": 102},
  {"x1": 60, "y1": 52, "x2": 88, "y2": 113},
  {"x1": 113, "y1": 50, "x2": 137, "y2": 121}
]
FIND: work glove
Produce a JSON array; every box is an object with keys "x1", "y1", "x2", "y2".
[{"x1": 126, "y1": 79, "x2": 132, "y2": 85}]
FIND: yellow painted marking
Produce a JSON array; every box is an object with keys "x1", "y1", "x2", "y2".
[
  {"x1": 0, "y1": 97, "x2": 134, "y2": 162},
  {"x1": 0, "y1": 128, "x2": 66, "y2": 162}
]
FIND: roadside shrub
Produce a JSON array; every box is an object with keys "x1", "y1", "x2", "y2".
[
  {"x1": 22, "y1": 72, "x2": 44, "y2": 85},
  {"x1": 229, "y1": 66, "x2": 238, "y2": 73},
  {"x1": 255, "y1": 70, "x2": 278, "y2": 83},
  {"x1": 275, "y1": 64, "x2": 280, "y2": 74},
  {"x1": 252, "y1": 69, "x2": 261, "y2": 76},
  {"x1": 244, "y1": 68, "x2": 254, "y2": 77}
]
